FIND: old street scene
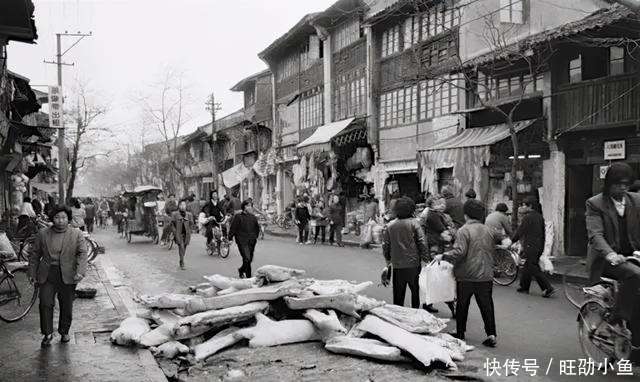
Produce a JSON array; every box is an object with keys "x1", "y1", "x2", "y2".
[{"x1": 5, "y1": 0, "x2": 640, "y2": 381}]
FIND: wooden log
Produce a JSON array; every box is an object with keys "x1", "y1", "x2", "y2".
[
  {"x1": 325, "y1": 336, "x2": 409, "y2": 362},
  {"x1": 255, "y1": 265, "x2": 306, "y2": 283},
  {"x1": 369, "y1": 304, "x2": 448, "y2": 334},
  {"x1": 233, "y1": 313, "x2": 321, "y2": 347},
  {"x1": 173, "y1": 301, "x2": 269, "y2": 339},
  {"x1": 193, "y1": 327, "x2": 243, "y2": 361},
  {"x1": 284, "y1": 293, "x2": 384, "y2": 318},
  {"x1": 358, "y1": 315, "x2": 455, "y2": 369},
  {"x1": 185, "y1": 281, "x2": 301, "y2": 315}
]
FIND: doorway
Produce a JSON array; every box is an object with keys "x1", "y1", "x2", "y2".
[{"x1": 565, "y1": 165, "x2": 593, "y2": 257}]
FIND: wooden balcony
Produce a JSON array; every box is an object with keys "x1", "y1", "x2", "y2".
[{"x1": 553, "y1": 73, "x2": 640, "y2": 135}]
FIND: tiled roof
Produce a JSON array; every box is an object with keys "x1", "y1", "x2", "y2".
[
  {"x1": 230, "y1": 69, "x2": 271, "y2": 92},
  {"x1": 464, "y1": 5, "x2": 635, "y2": 68},
  {"x1": 258, "y1": 13, "x2": 321, "y2": 59}
]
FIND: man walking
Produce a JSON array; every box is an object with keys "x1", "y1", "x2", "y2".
[
  {"x1": 228, "y1": 200, "x2": 260, "y2": 278},
  {"x1": 171, "y1": 199, "x2": 193, "y2": 270},
  {"x1": 161, "y1": 194, "x2": 178, "y2": 246},
  {"x1": 512, "y1": 196, "x2": 554, "y2": 297},
  {"x1": 442, "y1": 185, "x2": 465, "y2": 229},
  {"x1": 84, "y1": 198, "x2": 96, "y2": 233}
]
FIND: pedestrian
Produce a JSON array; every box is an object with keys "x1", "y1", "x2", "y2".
[
  {"x1": 28, "y1": 205, "x2": 88, "y2": 347},
  {"x1": 98, "y1": 198, "x2": 110, "y2": 227},
  {"x1": 200, "y1": 190, "x2": 226, "y2": 252},
  {"x1": 171, "y1": 199, "x2": 193, "y2": 270},
  {"x1": 382, "y1": 197, "x2": 429, "y2": 309},
  {"x1": 465, "y1": 188, "x2": 477, "y2": 200},
  {"x1": 421, "y1": 195, "x2": 454, "y2": 314},
  {"x1": 295, "y1": 198, "x2": 311, "y2": 244},
  {"x1": 44, "y1": 195, "x2": 57, "y2": 218},
  {"x1": 227, "y1": 191, "x2": 242, "y2": 215},
  {"x1": 512, "y1": 196, "x2": 555, "y2": 297},
  {"x1": 485, "y1": 203, "x2": 513, "y2": 240},
  {"x1": 228, "y1": 200, "x2": 260, "y2": 278},
  {"x1": 70, "y1": 198, "x2": 86, "y2": 231},
  {"x1": 84, "y1": 198, "x2": 96, "y2": 233},
  {"x1": 313, "y1": 202, "x2": 327, "y2": 244},
  {"x1": 328, "y1": 194, "x2": 344, "y2": 247},
  {"x1": 435, "y1": 199, "x2": 499, "y2": 347},
  {"x1": 360, "y1": 195, "x2": 379, "y2": 249},
  {"x1": 221, "y1": 193, "x2": 231, "y2": 215},
  {"x1": 32, "y1": 195, "x2": 43, "y2": 216},
  {"x1": 161, "y1": 194, "x2": 178, "y2": 246},
  {"x1": 585, "y1": 162, "x2": 640, "y2": 364},
  {"x1": 442, "y1": 185, "x2": 465, "y2": 229}
]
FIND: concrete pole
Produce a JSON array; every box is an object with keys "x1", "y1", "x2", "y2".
[{"x1": 56, "y1": 33, "x2": 66, "y2": 205}]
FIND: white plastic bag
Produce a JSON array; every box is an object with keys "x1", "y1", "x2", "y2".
[
  {"x1": 420, "y1": 261, "x2": 456, "y2": 305},
  {"x1": 0, "y1": 232, "x2": 17, "y2": 261}
]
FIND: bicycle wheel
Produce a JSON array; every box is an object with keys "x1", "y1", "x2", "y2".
[
  {"x1": 282, "y1": 219, "x2": 290, "y2": 230},
  {"x1": 564, "y1": 261, "x2": 589, "y2": 309},
  {"x1": 219, "y1": 240, "x2": 230, "y2": 258},
  {"x1": 578, "y1": 300, "x2": 616, "y2": 367},
  {"x1": 493, "y1": 248, "x2": 519, "y2": 286},
  {"x1": 0, "y1": 269, "x2": 38, "y2": 322},
  {"x1": 86, "y1": 239, "x2": 98, "y2": 263}
]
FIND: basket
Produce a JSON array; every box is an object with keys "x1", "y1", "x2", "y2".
[{"x1": 76, "y1": 287, "x2": 97, "y2": 299}]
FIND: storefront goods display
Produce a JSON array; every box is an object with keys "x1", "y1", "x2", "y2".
[{"x1": 111, "y1": 264, "x2": 475, "y2": 372}]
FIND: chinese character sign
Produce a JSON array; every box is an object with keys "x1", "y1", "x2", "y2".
[{"x1": 48, "y1": 86, "x2": 63, "y2": 128}]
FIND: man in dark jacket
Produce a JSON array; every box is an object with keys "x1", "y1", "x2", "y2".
[
  {"x1": 512, "y1": 196, "x2": 554, "y2": 297},
  {"x1": 442, "y1": 185, "x2": 465, "y2": 228},
  {"x1": 585, "y1": 162, "x2": 640, "y2": 363},
  {"x1": 294, "y1": 199, "x2": 311, "y2": 244},
  {"x1": 84, "y1": 198, "x2": 96, "y2": 233},
  {"x1": 382, "y1": 197, "x2": 429, "y2": 309},
  {"x1": 438, "y1": 199, "x2": 499, "y2": 347},
  {"x1": 171, "y1": 199, "x2": 193, "y2": 270},
  {"x1": 228, "y1": 200, "x2": 260, "y2": 278},
  {"x1": 201, "y1": 191, "x2": 226, "y2": 251},
  {"x1": 226, "y1": 191, "x2": 242, "y2": 215},
  {"x1": 328, "y1": 194, "x2": 344, "y2": 247}
]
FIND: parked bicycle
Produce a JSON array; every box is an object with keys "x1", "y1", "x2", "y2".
[
  {"x1": 564, "y1": 255, "x2": 640, "y2": 367},
  {"x1": 0, "y1": 258, "x2": 38, "y2": 322}
]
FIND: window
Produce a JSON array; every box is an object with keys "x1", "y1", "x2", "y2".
[
  {"x1": 276, "y1": 53, "x2": 299, "y2": 82},
  {"x1": 610, "y1": 46, "x2": 625, "y2": 75},
  {"x1": 379, "y1": 85, "x2": 418, "y2": 127},
  {"x1": 332, "y1": 19, "x2": 361, "y2": 52},
  {"x1": 475, "y1": 71, "x2": 544, "y2": 104},
  {"x1": 569, "y1": 55, "x2": 582, "y2": 83},
  {"x1": 300, "y1": 87, "x2": 324, "y2": 129},
  {"x1": 381, "y1": 25, "x2": 401, "y2": 57},
  {"x1": 420, "y1": 2, "x2": 460, "y2": 41},
  {"x1": 403, "y1": 16, "x2": 420, "y2": 49},
  {"x1": 333, "y1": 68, "x2": 366, "y2": 120},
  {"x1": 500, "y1": 0, "x2": 524, "y2": 24},
  {"x1": 420, "y1": 75, "x2": 459, "y2": 119}
]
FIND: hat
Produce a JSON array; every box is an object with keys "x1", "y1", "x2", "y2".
[{"x1": 465, "y1": 189, "x2": 477, "y2": 199}]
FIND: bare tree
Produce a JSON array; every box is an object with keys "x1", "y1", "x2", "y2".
[
  {"x1": 403, "y1": 4, "x2": 554, "y2": 227},
  {"x1": 141, "y1": 68, "x2": 190, "y2": 194},
  {"x1": 65, "y1": 83, "x2": 113, "y2": 199}
]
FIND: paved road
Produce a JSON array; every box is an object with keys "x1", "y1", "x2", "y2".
[{"x1": 94, "y1": 228, "x2": 636, "y2": 381}]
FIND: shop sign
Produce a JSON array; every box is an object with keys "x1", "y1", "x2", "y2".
[
  {"x1": 604, "y1": 140, "x2": 625, "y2": 160},
  {"x1": 48, "y1": 86, "x2": 63, "y2": 128},
  {"x1": 202, "y1": 176, "x2": 214, "y2": 183},
  {"x1": 599, "y1": 166, "x2": 608, "y2": 180}
]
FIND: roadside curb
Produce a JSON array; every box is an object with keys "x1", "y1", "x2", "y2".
[
  {"x1": 93, "y1": 257, "x2": 168, "y2": 382},
  {"x1": 265, "y1": 229, "x2": 381, "y2": 249}
]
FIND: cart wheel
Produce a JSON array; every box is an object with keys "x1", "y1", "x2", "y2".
[{"x1": 126, "y1": 231, "x2": 132, "y2": 243}]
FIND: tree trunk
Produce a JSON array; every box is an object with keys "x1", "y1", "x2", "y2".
[
  {"x1": 509, "y1": 119, "x2": 520, "y2": 231},
  {"x1": 66, "y1": 138, "x2": 81, "y2": 201}
]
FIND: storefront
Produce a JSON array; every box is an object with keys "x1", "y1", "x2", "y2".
[
  {"x1": 296, "y1": 117, "x2": 373, "y2": 224},
  {"x1": 419, "y1": 118, "x2": 548, "y2": 213},
  {"x1": 560, "y1": 126, "x2": 640, "y2": 257},
  {"x1": 377, "y1": 160, "x2": 421, "y2": 209}
]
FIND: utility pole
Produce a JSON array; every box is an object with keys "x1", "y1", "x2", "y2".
[
  {"x1": 205, "y1": 93, "x2": 221, "y2": 191},
  {"x1": 44, "y1": 31, "x2": 92, "y2": 205}
]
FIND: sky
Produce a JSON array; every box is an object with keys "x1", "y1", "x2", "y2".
[{"x1": 8, "y1": 0, "x2": 337, "y2": 157}]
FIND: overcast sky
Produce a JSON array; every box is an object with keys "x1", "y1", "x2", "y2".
[{"x1": 8, "y1": 0, "x2": 336, "y2": 155}]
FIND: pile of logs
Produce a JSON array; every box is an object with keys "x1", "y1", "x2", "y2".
[{"x1": 110, "y1": 265, "x2": 474, "y2": 371}]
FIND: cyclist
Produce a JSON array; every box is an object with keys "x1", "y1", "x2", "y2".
[
  {"x1": 160, "y1": 193, "x2": 178, "y2": 246},
  {"x1": 585, "y1": 162, "x2": 640, "y2": 364},
  {"x1": 200, "y1": 190, "x2": 226, "y2": 253}
]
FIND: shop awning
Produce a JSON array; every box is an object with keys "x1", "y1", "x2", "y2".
[
  {"x1": 221, "y1": 163, "x2": 250, "y2": 188},
  {"x1": 381, "y1": 160, "x2": 418, "y2": 175},
  {"x1": 419, "y1": 119, "x2": 537, "y2": 194},
  {"x1": 296, "y1": 118, "x2": 355, "y2": 155},
  {"x1": 426, "y1": 119, "x2": 536, "y2": 151}
]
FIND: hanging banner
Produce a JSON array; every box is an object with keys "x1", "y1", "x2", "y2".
[
  {"x1": 221, "y1": 163, "x2": 250, "y2": 188},
  {"x1": 48, "y1": 86, "x2": 63, "y2": 128}
]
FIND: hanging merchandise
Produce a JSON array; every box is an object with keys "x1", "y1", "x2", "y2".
[
  {"x1": 345, "y1": 147, "x2": 372, "y2": 171},
  {"x1": 292, "y1": 164, "x2": 304, "y2": 187},
  {"x1": 299, "y1": 155, "x2": 308, "y2": 180},
  {"x1": 308, "y1": 154, "x2": 316, "y2": 181}
]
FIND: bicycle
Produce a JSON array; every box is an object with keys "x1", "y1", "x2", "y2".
[
  {"x1": 574, "y1": 256, "x2": 640, "y2": 367},
  {"x1": 205, "y1": 216, "x2": 230, "y2": 258},
  {"x1": 493, "y1": 245, "x2": 520, "y2": 286},
  {"x1": 562, "y1": 257, "x2": 589, "y2": 309},
  {"x1": 0, "y1": 258, "x2": 38, "y2": 322}
]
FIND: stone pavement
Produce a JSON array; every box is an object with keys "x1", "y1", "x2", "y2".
[{"x1": 0, "y1": 258, "x2": 166, "y2": 382}]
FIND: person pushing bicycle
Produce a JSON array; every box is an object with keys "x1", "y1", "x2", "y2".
[{"x1": 200, "y1": 190, "x2": 226, "y2": 252}]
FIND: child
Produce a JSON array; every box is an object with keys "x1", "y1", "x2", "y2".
[{"x1": 435, "y1": 199, "x2": 499, "y2": 347}]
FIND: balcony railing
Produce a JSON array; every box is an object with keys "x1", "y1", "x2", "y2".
[{"x1": 553, "y1": 73, "x2": 640, "y2": 134}]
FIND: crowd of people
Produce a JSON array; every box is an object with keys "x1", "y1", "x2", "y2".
[{"x1": 289, "y1": 193, "x2": 347, "y2": 247}]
